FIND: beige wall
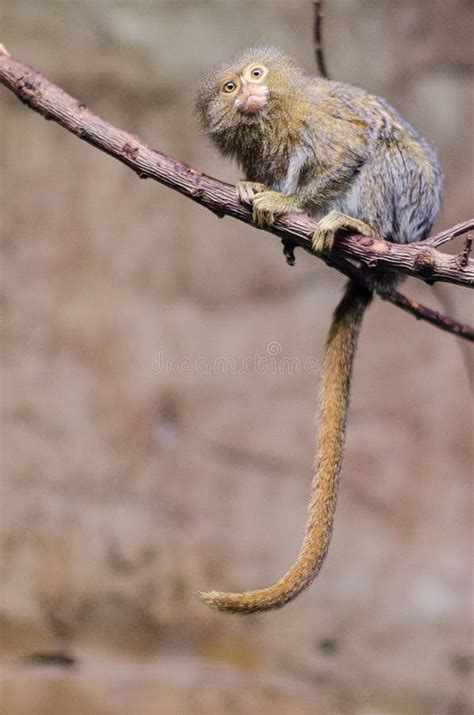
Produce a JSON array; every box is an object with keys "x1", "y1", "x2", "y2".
[{"x1": 1, "y1": 2, "x2": 473, "y2": 713}]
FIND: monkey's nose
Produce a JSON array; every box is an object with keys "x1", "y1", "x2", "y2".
[{"x1": 235, "y1": 83, "x2": 268, "y2": 114}]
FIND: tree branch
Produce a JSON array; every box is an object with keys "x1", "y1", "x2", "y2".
[
  {"x1": 379, "y1": 288, "x2": 474, "y2": 341},
  {"x1": 1, "y1": 48, "x2": 473, "y2": 342},
  {"x1": 313, "y1": 1, "x2": 329, "y2": 79}
]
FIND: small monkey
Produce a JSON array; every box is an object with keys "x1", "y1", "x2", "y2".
[{"x1": 195, "y1": 47, "x2": 442, "y2": 613}]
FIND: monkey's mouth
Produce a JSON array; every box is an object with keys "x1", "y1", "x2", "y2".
[{"x1": 234, "y1": 83, "x2": 268, "y2": 114}]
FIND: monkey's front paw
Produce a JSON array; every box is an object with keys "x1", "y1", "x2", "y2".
[
  {"x1": 312, "y1": 212, "x2": 341, "y2": 254},
  {"x1": 312, "y1": 228, "x2": 335, "y2": 256},
  {"x1": 312, "y1": 210, "x2": 375, "y2": 255},
  {"x1": 236, "y1": 181, "x2": 268, "y2": 206},
  {"x1": 252, "y1": 191, "x2": 296, "y2": 229}
]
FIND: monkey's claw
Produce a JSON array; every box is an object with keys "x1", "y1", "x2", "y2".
[
  {"x1": 312, "y1": 228, "x2": 335, "y2": 256},
  {"x1": 236, "y1": 181, "x2": 267, "y2": 206},
  {"x1": 236, "y1": 184, "x2": 299, "y2": 229},
  {"x1": 312, "y1": 210, "x2": 374, "y2": 255},
  {"x1": 252, "y1": 190, "x2": 296, "y2": 229}
]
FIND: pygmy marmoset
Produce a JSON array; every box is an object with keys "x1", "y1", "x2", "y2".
[{"x1": 195, "y1": 46, "x2": 443, "y2": 614}]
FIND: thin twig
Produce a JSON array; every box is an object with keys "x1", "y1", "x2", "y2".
[
  {"x1": 312, "y1": 1, "x2": 329, "y2": 79},
  {"x1": 379, "y1": 289, "x2": 474, "y2": 341},
  {"x1": 0, "y1": 48, "x2": 473, "y2": 342},
  {"x1": 425, "y1": 220, "x2": 474, "y2": 247}
]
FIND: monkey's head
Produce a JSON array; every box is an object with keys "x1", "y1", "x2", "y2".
[{"x1": 196, "y1": 46, "x2": 304, "y2": 155}]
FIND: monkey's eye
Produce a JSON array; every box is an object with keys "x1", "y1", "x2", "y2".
[
  {"x1": 222, "y1": 81, "x2": 237, "y2": 94},
  {"x1": 250, "y1": 67, "x2": 264, "y2": 79}
]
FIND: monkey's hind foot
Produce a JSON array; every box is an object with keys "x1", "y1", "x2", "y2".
[
  {"x1": 236, "y1": 181, "x2": 267, "y2": 205},
  {"x1": 312, "y1": 210, "x2": 375, "y2": 255}
]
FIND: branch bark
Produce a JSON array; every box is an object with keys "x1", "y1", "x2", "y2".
[{"x1": 1, "y1": 48, "x2": 473, "y2": 341}]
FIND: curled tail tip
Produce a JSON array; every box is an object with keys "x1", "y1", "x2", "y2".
[
  {"x1": 196, "y1": 589, "x2": 258, "y2": 614},
  {"x1": 196, "y1": 590, "x2": 234, "y2": 612}
]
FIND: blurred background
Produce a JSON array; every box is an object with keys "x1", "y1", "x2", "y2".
[{"x1": 1, "y1": 1, "x2": 473, "y2": 714}]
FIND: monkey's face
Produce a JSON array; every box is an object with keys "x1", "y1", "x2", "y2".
[
  {"x1": 196, "y1": 47, "x2": 302, "y2": 144},
  {"x1": 220, "y1": 63, "x2": 269, "y2": 115}
]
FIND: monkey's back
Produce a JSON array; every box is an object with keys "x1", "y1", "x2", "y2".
[{"x1": 307, "y1": 79, "x2": 443, "y2": 245}]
